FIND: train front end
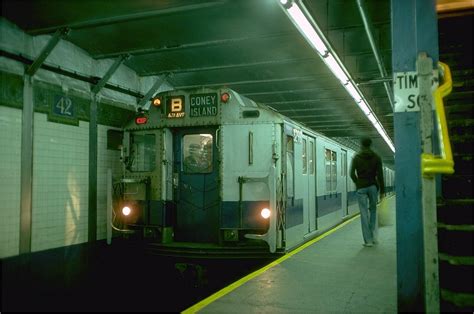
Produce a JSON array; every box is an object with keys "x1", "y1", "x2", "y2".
[{"x1": 111, "y1": 88, "x2": 281, "y2": 258}]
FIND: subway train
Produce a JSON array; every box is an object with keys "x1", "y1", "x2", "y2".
[{"x1": 111, "y1": 87, "x2": 394, "y2": 257}]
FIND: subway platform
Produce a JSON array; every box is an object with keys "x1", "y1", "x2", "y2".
[{"x1": 184, "y1": 196, "x2": 397, "y2": 313}]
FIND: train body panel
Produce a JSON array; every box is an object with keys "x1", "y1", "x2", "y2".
[{"x1": 112, "y1": 87, "x2": 395, "y2": 257}]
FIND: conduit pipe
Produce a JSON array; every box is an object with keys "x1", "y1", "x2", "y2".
[{"x1": 356, "y1": 0, "x2": 394, "y2": 110}]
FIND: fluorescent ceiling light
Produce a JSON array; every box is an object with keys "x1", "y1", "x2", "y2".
[
  {"x1": 344, "y1": 81, "x2": 362, "y2": 103},
  {"x1": 367, "y1": 113, "x2": 377, "y2": 124},
  {"x1": 374, "y1": 123, "x2": 384, "y2": 134},
  {"x1": 280, "y1": 0, "x2": 395, "y2": 153},
  {"x1": 357, "y1": 100, "x2": 372, "y2": 115},
  {"x1": 287, "y1": 4, "x2": 328, "y2": 56},
  {"x1": 324, "y1": 53, "x2": 349, "y2": 85},
  {"x1": 381, "y1": 132, "x2": 395, "y2": 152}
]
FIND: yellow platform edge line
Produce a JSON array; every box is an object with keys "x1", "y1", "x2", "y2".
[{"x1": 181, "y1": 213, "x2": 361, "y2": 314}]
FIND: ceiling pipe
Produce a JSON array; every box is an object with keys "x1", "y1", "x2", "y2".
[{"x1": 356, "y1": 0, "x2": 394, "y2": 110}]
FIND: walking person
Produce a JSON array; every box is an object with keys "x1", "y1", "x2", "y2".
[{"x1": 350, "y1": 137, "x2": 385, "y2": 247}]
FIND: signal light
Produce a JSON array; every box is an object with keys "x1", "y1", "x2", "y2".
[
  {"x1": 152, "y1": 97, "x2": 161, "y2": 107},
  {"x1": 135, "y1": 116, "x2": 148, "y2": 125},
  {"x1": 221, "y1": 92, "x2": 230, "y2": 103}
]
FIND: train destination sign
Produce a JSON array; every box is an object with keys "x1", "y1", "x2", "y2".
[{"x1": 190, "y1": 93, "x2": 218, "y2": 117}]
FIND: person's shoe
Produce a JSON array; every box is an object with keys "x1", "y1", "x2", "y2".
[{"x1": 363, "y1": 243, "x2": 374, "y2": 247}]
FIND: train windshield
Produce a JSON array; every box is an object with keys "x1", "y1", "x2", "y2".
[
  {"x1": 129, "y1": 133, "x2": 156, "y2": 172},
  {"x1": 183, "y1": 134, "x2": 213, "y2": 173}
]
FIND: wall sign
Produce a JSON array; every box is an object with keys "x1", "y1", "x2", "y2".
[
  {"x1": 53, "y1": 95, "x2": 74, "y2": 117},
  {"x1": 393, "y1": 70, "x2": 438, "y2": 112},
  {"x1": 48, "y1": 95, "x2": 79, "y2": 125}
]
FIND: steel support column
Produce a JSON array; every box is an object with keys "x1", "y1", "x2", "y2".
[
  {"x1": 88, "y1": 55, "x2": 127, "y2": 242},
  {"x1": 20, "y1": 28, "x2": 68, "y2": 253},
  {"x1": 88, "y1": 95, "x2": 98, "y2": 242},
  {"x1": 391, "y1": 0, "x2": 439, "y2": 312},
  {"x1": 19, "y1": 75, "x2": 34, "y2": 254}
]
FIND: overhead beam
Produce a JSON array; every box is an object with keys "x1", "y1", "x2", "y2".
[
  {"x1": 91, "y1": 55, "x2": 129, "y2": 94},
  {"x1": 94, "y1": 32, "x2": 295, "y2": 59},
  {"x1": 242, "y1": 87, "x2": 342, "y2": 97},
  {"x1": 136, "y1": 75, "x2": 170, "y2": 109},
  {"x1": 25, "y1": 28, "x2": 69, "y2": 76},
  {"x1": 288, "y1": 113, "x2": 347, "y2": 119},
  {"x1": 303, "y1": 118, "x2": 367, "y2": 124},
  {"x1": 265, "y1": 97, "x2": 349, "y2": 105},
  {"x1": 29, "y1": 1, "x2": 227, "y2": 35},
  {"x1": 149, "y1": 57, "x2": 317, "y2": 75},
  {"x1": 174, "y1": 74, "x2": 338, "y2": 89},
  {"x1": 275, "y1": 107, "x2": 332, "y2": 113},
  {"x1": 0, "y1": 49, "x2": 144, "y2": 99},
  {"x1": 357, "y1": 77, "x2": 393, "y2": 86}
]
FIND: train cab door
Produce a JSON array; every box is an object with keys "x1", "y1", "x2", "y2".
[
  {"x1": 307, "y1": 137, "x2": 316, "y2": 232},
  {"x1": 172, "y1": 128, "x2": 219, "y2": 243},
  {"x1": 341, "y1": 149, "x2": 348, "y2": 216}
]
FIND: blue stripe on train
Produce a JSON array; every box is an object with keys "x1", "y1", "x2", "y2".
[
  {"x1": 221, "y1": 201, "x2": 270, "y2": 229},
  {"x1": 286, "y1": 198, "x2": 304, "y2": 228},
  {"x1": 348, "y1": 191, "x2": 358, "y2": 205},
  {"x1": 221, "y1": 193, "x2": 352, "y2": 230},
  {"x1": 316, "y1": 193, "x2": 342, "y2": 217}
]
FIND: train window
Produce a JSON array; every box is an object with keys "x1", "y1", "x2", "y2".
[
  {"x1": 325, "y1": 149, "x2": 331, "y2": 192},
  {"x1": 286, "y1": 136, "x2": 294, "y2": 198},
  {"x1": 129, "y1": 134, "x2": 156, "y2": 172},
  {"x1": 325, "y1": 149, "x2": 337, "y2": 192},
  {"x1": 309, "y1": 141, "x2": 314, "y2": 175},
  {"x1": 183, "y1": 134, "x2": 213, "y2": 174},
  {"x1": 332, "y1": 151, "x2": 337, "y2": 191},
  {"x1": 302, "y1": 139, "x2": 307, "y2": 174}
]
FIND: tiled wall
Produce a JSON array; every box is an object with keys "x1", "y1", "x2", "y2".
[
  {"x1": 0, "y1": 106, "x2": 22, "y2": 258},
  {"x1": 31, "y1": 113, "x2": 90, "y2": 252},
  {"x1": 0, "y1": 109, "x2": 124, "y2": 256}
]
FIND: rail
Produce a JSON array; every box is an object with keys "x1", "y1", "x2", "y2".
[{"x1": 421, "y1": 61, "x2": 455, "y2": 176}]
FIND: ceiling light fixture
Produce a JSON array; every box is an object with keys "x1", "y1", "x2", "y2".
[
  {"x1": 286, "y1": 2, "x2": 328, "y2": 56},
  {"x1": 279, "y1": 0, "x2": 395, "y2": 153}
]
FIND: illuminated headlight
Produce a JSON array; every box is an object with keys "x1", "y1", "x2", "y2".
[
  {"x1": 122, "y1": 206, "x2": 131, "y2": 216},
  {"x1": 261, "y1": 208, "x2": 271, "y2": 219}
]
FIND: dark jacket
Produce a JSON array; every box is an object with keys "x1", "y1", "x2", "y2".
[{"x1": 350, "y1": 148, "x2": 385, "y2": 193}]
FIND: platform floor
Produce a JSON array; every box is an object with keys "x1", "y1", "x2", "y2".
[{"x1": 185, "y1": 195, "x2": 397, "y2": 313}]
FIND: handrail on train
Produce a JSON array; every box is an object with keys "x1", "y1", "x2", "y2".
[{"x1": 421, "y1": 61, "x2": 455, "y2": 177}]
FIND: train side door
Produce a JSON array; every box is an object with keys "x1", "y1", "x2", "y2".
[
  {"x1": 173, "y1": 128, "x2": 219, "y2": 242},
  {"x1": 341, "y1": 149, "x2": 348, "y2": 216},
  {"x1": 307, "y1": 137, "x2": 316, "y2": 232}
]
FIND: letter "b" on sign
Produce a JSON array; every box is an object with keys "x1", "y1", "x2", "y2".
[{"x1": 171, "y1": 98, "x2": 182, "y2": 112}]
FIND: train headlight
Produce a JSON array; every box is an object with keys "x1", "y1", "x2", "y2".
[
  {"x1": 122, "y1": 206, "x2": 131, "y2": 216},
  {"x1": 261, "y1": 208, "x2": 271, "y2": 219}
]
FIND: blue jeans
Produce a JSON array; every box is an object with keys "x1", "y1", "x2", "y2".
[{"x1": 357, "y1": 185, "x2": 378, "y2": 244}]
